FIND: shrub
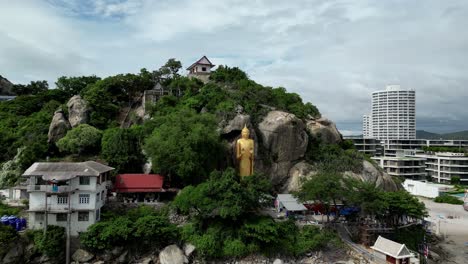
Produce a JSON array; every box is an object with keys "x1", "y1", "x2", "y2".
[
  {"x1": 223, "y1": 239, "x2": 248, "y2": 257},
  {"x1": 434, "y1": 194, "x2": 464, "y2": 205},
  {"x1": 57, "y1": 124, "x2": 102, "y2": 154},
  {"x1": 0, "y1": 201, "x2": 21, "y2": 216},
  {"x1": 33, "y1": 225, "x2": 65, "y2": 257}
]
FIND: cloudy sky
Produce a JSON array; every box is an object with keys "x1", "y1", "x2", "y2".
[{"x1": 1, "y1": 0, "x2": 467, "y2": 135}]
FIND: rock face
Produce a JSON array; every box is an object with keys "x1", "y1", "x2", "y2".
[
  {"x1": 284, "y1": 161, "x2": 316, "y2": 193},
  {"x1": 159, "y1": 245, "x2": 188, "y2": 264},
  {"x1": 344, "y1": 160, "x2": 399, "y2": 191},
  {"x1": 306, "y1": 117, "x2": 342, "y2": 144},
  {"x1": 285, "y1": 160, "x2": 399, "y2": 192},
  {"x1": 222, "y1": 114, "x2": 251, "y2": 135},
  {"x1": 0, "y1": 75, "x2": 14, "y2": 95},
  {"x1": 258, "y1": 111, "x2": 308, "y2": 186},
  {"x1": 67, "y1": 95, "x2": 90, "y2": 127},
  {"x1": 2, "y1": 241, "x2": 24, "y2": 264},
  {"x1": 72, "y1": 249, "x2": 94, "y2": 263},
  {"x1": 47, "y1": 110, "x2": 71, "y2": 143}
]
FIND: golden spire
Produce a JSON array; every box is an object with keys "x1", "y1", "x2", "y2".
[{"x1": 242, "y1": 124, "x2": 249, "y2": 133}]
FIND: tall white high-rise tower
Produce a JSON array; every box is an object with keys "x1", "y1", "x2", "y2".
[{"x1": 365, "y1": 85, "x2": 416, "y2": 140}]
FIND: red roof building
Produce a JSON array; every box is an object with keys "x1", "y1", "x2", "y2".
[{"x1": 114, "y1": 174, "x2": 164, "y2": 193}]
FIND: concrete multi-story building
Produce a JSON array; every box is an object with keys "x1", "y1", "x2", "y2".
[
  {"x1": 187, "y1": 56, "x2": 215, "y2": 83},
  {"x1": 344, "y1": 136, "x2": 383, "y2": 156},
  {"x1": 362, "y1": 115, "x2": 372, "y2": 138},
  {"x1": 372, "y1": 153, "x2": 427, "y2": 180},
  {"x1": 381, "y1": 139, "x2": 468, "y2": 156},
  {"x1": 365, "y1": 85, "x2": 416, "y2": 140},
  {"x1": 414, "y1": 152, "x2": 468, "y2": 184},
  {"x1": 23, "y1": 161, "x2": 114, "y2": 236}
]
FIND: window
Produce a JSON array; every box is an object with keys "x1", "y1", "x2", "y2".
[
  {"x1": 96, "y1": 192, "x2": 100, "y2": 202},
  {"x1": 96, "y1": 209, "x2": 100, "y2": 221},
  {"x1": 79, "y1": 177, "x2": 90, "y2": 185},
  {"x1": 202, "y1": 67, "x2": 207, "y2": 72},
  {"x1": 35, "y1": 212, "x2": 44, "y2": 221},
  {"x1": 57, "y1": 195, "x2": 68, "y2": 204},
  {"x1": 78, "y1": 212, "x2": 89, "y2": 222},
  {"x1": 56, "y1": 213, "x2": 67, "y2": 222},
  {"x1": 101, "y1": 190, "x2": 105, "y2": 201},
  {"x1": 79, "y1": 194, "x2": 90, "y2": 204}
]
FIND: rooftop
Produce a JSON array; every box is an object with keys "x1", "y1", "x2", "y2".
[
  {"x1": 114, "y1": 174, "x2": 164, "y2": 193},
  {"x1": 276, "y1": 194, "x2": 307, "y2": 211},
  {"x1": 23, "y1": 161, "x2": 114, "y2": 181},
  {"x1": 371, "y1": 236, "x2": 413, "y2": 259}
]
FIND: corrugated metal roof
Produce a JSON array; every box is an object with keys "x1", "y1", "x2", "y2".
[
  {"x1": 277, "y1": 194, "x2": 307, "y2": 211},
  {"x1": 114, "y1": 174, "x2": 164, "y2": 193},
  {"x1": 371, "y1": 236, "x2": 413, "y2": 259},
  {"x1": 22, "y1": 161, "x2": 114, "y2": 181}
]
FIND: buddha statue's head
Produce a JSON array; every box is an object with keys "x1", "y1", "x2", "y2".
[{"x1": 241, "y1": 125, "x2": 250, "y2": 139}]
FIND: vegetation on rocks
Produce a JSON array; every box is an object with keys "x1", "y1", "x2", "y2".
[
  {"x1": 29, "y1": 225, "x2": 66, "y2": 257},
  {"x1": 57, "y1": 124, "x2": 102, "y2": 154}
]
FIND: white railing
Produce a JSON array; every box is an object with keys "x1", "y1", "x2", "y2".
[{"x1": 27, "y1": 185, "x2": 72, "y2": 193}]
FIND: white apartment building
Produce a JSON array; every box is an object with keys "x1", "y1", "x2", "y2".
[
  {"x1": 415, "y1": 152, "x2": 468, "y2": 184},
  {"x1": 366, "y1": 85, "x2": 416, "y2": 140},
  {"x1": 362, "y1": 114, "x2": 373, "y2": 138},
  {"x1": 23, "y1": 161, "x2": 113, "y2": 236}
]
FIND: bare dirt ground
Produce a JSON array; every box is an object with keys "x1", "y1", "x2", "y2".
[{"x1": 419, "y1": 198, "x2": 468, "y2": 264}]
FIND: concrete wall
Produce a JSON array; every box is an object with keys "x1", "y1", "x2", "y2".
[
  {"x1": 403, "y1": 180, "x2": 440, "y2": 198},
  {"x1": 29, "y1": 210, "x2": 97, "y2": 236}
]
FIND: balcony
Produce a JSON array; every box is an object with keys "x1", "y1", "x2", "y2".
[{"x1": 27, "y1": 185, "x2": 74, "y2": 194}]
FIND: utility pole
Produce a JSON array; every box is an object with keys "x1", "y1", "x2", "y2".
[
  {"x1": 66, "y1": 190, "x2": 71, "y2": 264},
  {"x1": 43, "y1": 193, "x2": 47, "y2": 235}
]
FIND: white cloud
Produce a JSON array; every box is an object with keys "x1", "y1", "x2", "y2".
[{"x1": 1, "y1": 0, "x2": 468, "y2": 133}]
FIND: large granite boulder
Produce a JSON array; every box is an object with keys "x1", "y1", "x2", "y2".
[
  {"x1": 344, "y1": 160, "x2": 400, "y2": 191},
  {"x1": 284, "y1": 161, "x2": 316, "y2": 193},
  {"x1": 72, "y1": 249, "x2": 94, "y2": 263},
  {"x1": 67, "y1": 95, "x2": 90, "y2": 127},
  {"x1": 306, "y1": 117, "x2": 342, "y2": 144},
  {"x1": 47, "y1": 110, "x2": 71, "y2": 143},
  {"x1": 285, "y1": 160, "x2": 399, "y2": 192},
  {"x1": 258, "y1": 111, "x2": 308, "y2": 186},
  {"x1": 159, "y1": 245, "x2": 188, "y2": 264}
]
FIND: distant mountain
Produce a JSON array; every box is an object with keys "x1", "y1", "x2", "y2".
[{"x1": 417, "y1": 130, "x2": 468, "y2": 140}]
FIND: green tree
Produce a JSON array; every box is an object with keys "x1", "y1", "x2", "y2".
[
  {"x1": 294, "y1": 171, "x2": 345, "y2": 222},
  {"x1": 56, "y1": 124, "x2": 102, "y2": 154},
  {"x1": 11, "y1": 80, "x2": 48, "y2": 95},
  {"x1": 55, "y1": 75, "x2": 101, "y2": 97},
  {"x1": 101, "y1": 127, "x2": 144, "y2": 172},
  {"x1": 0, "y1": 225, "x2": 17, "y2": 255},
  {"x1": 450, "y1": 176, "x2": 461, "y2": 185},
  {"x1": 144, "y1": 109, "x2": 226, "y2": 185}
]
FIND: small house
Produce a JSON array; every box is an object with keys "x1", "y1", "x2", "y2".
[
  {"x1": 371, "y1": 236, "x2": 415, "y2": 264},
  {"x1": 275, "y1": 194, "x2": 307, "y2": 217},
  {"x1": 187, "y1": 56, "x2": 215, "y2": 83}
]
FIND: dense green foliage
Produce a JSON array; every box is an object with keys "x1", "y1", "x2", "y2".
[
  {"x1": 55, "y1": 75, "x2": 101, "y2": 98},
  {"x1": 80, "y1": 206, "x2": 178, "y2": 252},
  {"x1": 0, "y1": 201, "x2": 21, "y2": 216},
  {"x1": 144, "y1": 109, "x2": 226, "y2": 185},
  {"x1": 57, "y1": 124, "x2": 102, "y2": 154},
  {"x1": 0, "y1": 224, "x2": 17, "y2": 256},
  {"x1": 101, "y1": 126, "x2": 145, "y2": 172},
  {"x1": 32, "y1": 225, "x2": 65, "y2": 257},
  {"x1": 450, "y1": 176, "x2": 461, "y2": 185},
  {"x1": 434, "y1": 194, "x2": 464, "y2": 205},
  {"x1": 174, "y1": 168, "x2": 338, "y2": 259},
  {"x1": 11, "y1": 80, "x2": 49, "y2": 95}
]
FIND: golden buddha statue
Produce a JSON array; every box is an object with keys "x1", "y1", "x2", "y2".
[{"x1": 236, "y1": 125, "x2": 254, "y2": 177}]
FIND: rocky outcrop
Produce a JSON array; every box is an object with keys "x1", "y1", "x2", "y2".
[
  {"x1": 159, "y1": 245, "x2": 188, "y2": 264},
  {"x1": 306, "y1": 117, "x2": 342, "y2": 144},
  {"x1": 47, "y1": 110, "x2": 71, "y2": 143},
  {"x1": 285, "y1": 160, "x2": 399, "y2": 192},
  {"x1": 284, "y1": 161, "x2": 316, "y2": 193},
  {"x1": 0, "y1": 75, "x2": 14, "y2": 95},
  {"x1": 222, "y1": 114, "x2": 251, "y2": 135},
  {"x1": 258, "y1": 111, "x2": 308, "y2": 187},
  {"x1": 344, "y1": 160, "x2": 399, "y2": 191},
  {"x1": 67, "y1": 95, "x2": 90, "y2": 127},
  {"x1": 72, "y1": 249, "x2": 94, "y2": 263},
  {"x1": 2, "y1": 240, "x2": 24, "y2": 264}
]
